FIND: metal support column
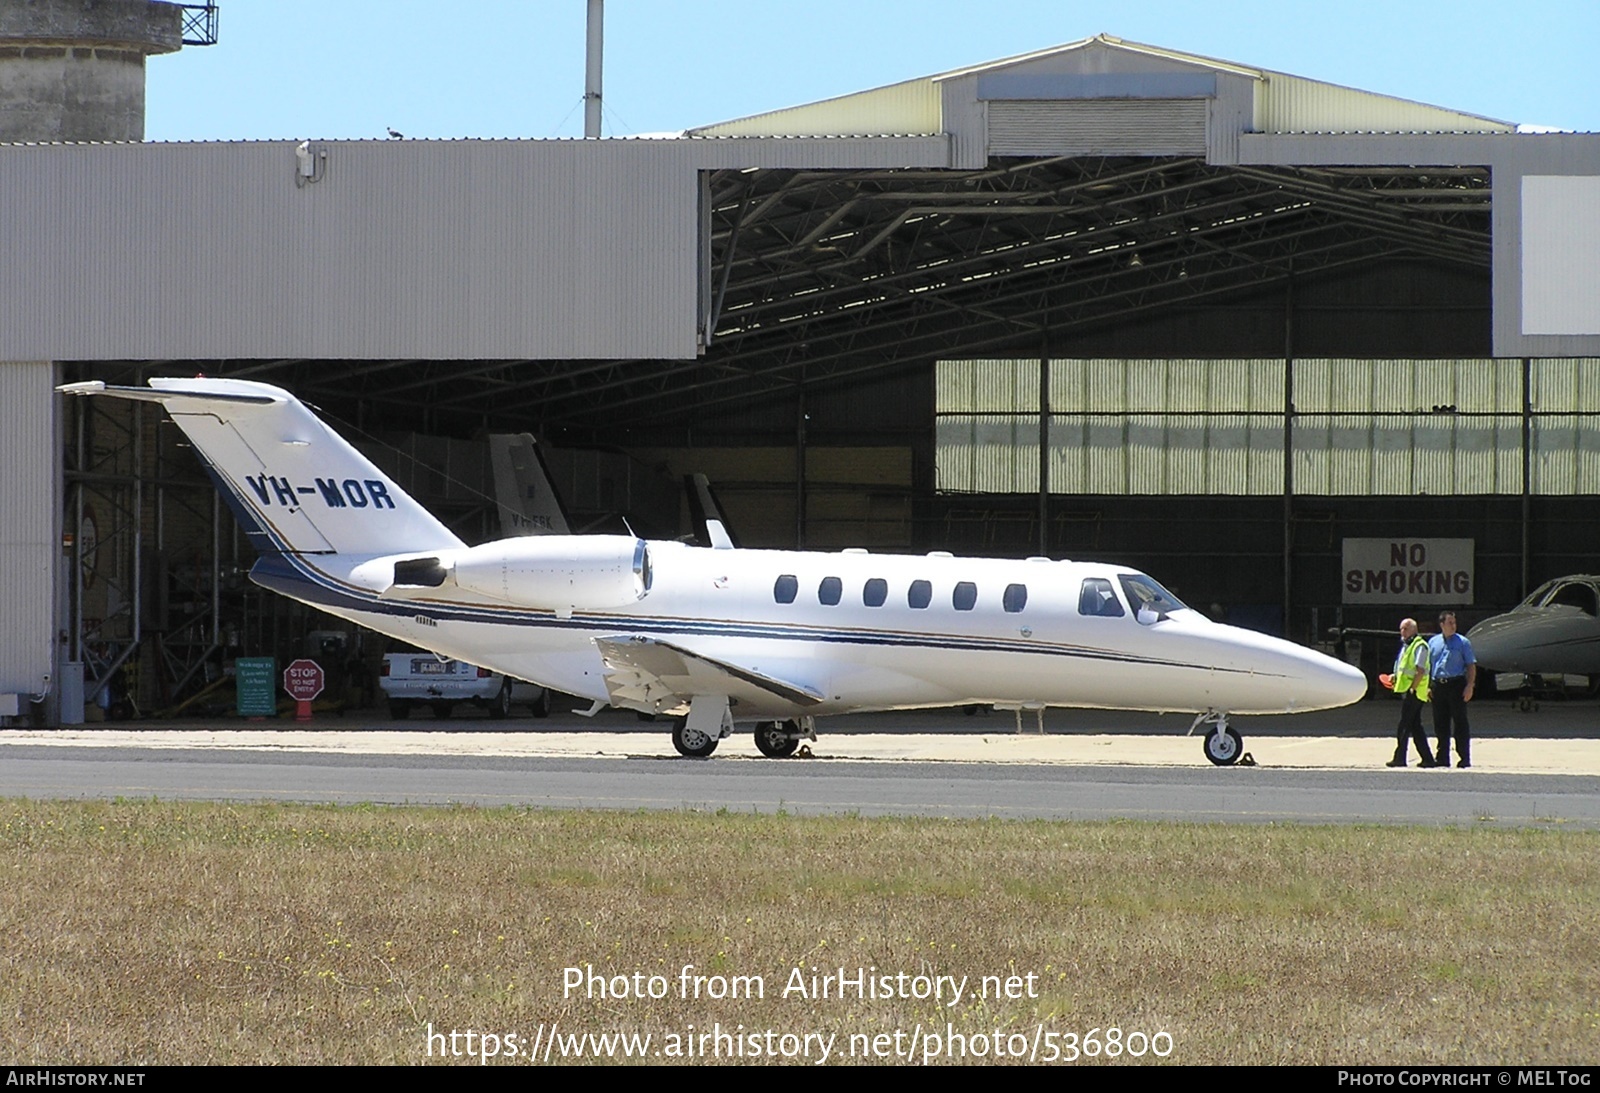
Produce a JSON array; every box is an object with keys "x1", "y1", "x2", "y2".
[
  {"x1": 1038, "y1": 345, "x2": 1050, "y2": 556},
  {"x1": 72, "y1": 394, "x2": 84, "y2": 664},
  {"x1": 1521, "y1": 356, "x2": 1532, "y2": 600},
  {"x1": 795, "y1": 382, "x2": 808, "y2": 549},
  {"x1": 1282, "y1": 270, "x2": 1295, "y2": 640}
]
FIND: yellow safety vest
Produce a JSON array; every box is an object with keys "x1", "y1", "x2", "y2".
[{"x1": 1394, "y1": 636, "x2": 1431, "y2": 701}]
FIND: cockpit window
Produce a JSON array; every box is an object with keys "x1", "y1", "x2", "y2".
[
  {"x1": 1118, "y1": 573, "x2": 1186, "y2": 625},
  {"x1": 1078, "y1": 578, "x2": 1125, "y2": 618},
  {"x1": 1547, "y1": 582, "x2": 1598, "y2": 616},
  {"x1": 1524, "y1": 579, "x2": 1560, "y2": 607}
]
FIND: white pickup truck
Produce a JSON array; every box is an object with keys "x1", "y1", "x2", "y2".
[{"x1": 379, "y1": 653, "x2": 550, "y2": 720}]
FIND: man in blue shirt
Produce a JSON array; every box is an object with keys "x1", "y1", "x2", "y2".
[{"x1": 1428, "y1": 611, "x2": 1476, "y2": 768}]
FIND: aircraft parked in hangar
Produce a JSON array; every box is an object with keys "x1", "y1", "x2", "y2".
[
  {"x1": 1468, "y1": 576, "x2": 1600, "y2": 681},
  {"x1": 59, "y1": 378, "x2": 1367, "y2": 765}
]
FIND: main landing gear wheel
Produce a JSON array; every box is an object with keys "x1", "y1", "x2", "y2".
[
  {"x1": 1204, "y1": 726, "x2": 1244, "y2": 766},
  {"x1": 672, "y1": 716, "x2": 718, "y2": 758},
  {"x1": 754, "y1": 720, "x2": 800, "y2": 759}
]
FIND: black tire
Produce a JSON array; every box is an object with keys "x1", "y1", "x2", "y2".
[
  {"x1": 530, "y1": 687, "x2": 551, "y2": 719},
  {"x1": 672, "y1": 717, "x2": 718, "y2": 758},
  {"x1": 388, "y1": 700, "x2": 411, "y2": 720},
  {"x1": 487, "y1": 681, "x2": 512, "y2": 720},
  {"x1": 429, "y1": 701, "x2": 454, "y2": 720},
  {"x1": 1203, "y1": 726, "x2": 1244, "y2": 766},
  {"x1": 754, "y1": 720, "x2": 800, "y2": 758}
]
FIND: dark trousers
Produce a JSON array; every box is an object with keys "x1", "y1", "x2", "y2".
[
  {"x1": 1431, "y1": 676, "x2": 1471, "y2": 765},
  {"x1": 1394, "y1": 691, "x2": 1434, "y2": 764}
]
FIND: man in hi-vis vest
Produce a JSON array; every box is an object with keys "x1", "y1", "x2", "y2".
[{"x1": 1379, "y1": 617, "x2": 1439, "y2": 768}]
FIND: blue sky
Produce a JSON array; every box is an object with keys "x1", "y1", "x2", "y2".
[{"x1": 144, "y1": 1, "x2": 1600, "y2": 141}]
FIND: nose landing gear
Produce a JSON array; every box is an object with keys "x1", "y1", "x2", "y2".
[{"x1": 1190, "y1": 709, "x2": 1244, "y2": 766}]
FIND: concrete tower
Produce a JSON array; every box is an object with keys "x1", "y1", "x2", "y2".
[{"x1": 0, "y1": 0, "x2": 187, "y2": 142}]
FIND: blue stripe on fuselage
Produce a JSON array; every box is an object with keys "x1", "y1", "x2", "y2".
[
  {"x1": 223, "y1": 470, "x2": 1271, "y2": 677},
  {"x1": 250, "y1": 549, "x2": 1270, "y2": 677}
]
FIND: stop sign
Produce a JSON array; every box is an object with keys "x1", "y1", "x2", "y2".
[{"x1": 283, "y1": 658, "x2": 325, "y2": 702}]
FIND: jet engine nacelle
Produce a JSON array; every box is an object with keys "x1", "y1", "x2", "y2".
[
  {"x1": 450, "y1": 535, "x2": 651, "y2": 611},
  {"x1": 353, "y1": 535, "x2": 652, "y2": 613}
]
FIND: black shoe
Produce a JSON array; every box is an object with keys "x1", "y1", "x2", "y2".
[
  {"x1": 1456, "y1": 759, "x2": 1470, "y2": 768},
  {"x1": 1386, "y1": 758, "x2": 1406, "y2": 767},
  {"x1": 1419, "y1": 759, "x2": 1440, "y2": 768}
]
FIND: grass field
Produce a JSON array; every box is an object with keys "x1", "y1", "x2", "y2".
[{"x1": 2, "y1": 799, "x2": 1596, "y2": 1065}]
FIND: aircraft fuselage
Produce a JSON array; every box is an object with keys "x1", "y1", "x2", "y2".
[{"x1": 260, "y1": 539, "x2": 1367, "y2": 721}]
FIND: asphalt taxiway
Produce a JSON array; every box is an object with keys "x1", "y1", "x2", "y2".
[{"x1": 1, "y1": 697, "x2": 1596, "y2": 826}]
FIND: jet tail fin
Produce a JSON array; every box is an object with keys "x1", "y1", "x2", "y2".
[
  {"x1": 59, "y1": 378, "x2": 465, "y2": 559},
  {"x1": 488, "y1": 432, "x2": 572, "y2": 537},
  {"x1": 685, "y1": 472, "x2": 737, "y2": 550}
]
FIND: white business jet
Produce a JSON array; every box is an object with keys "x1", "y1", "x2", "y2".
[{"x1": 59, "y1": 378, "x2": 1367, "y2": 764}]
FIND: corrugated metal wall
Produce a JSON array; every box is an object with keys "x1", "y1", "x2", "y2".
[
  {"x1": 940, "y1": 358, "x2": 1285, "y2": 495},
  {"x1": 935, "y1": 360, "x2": 1041, "y2": 492},
  {"x1": 987, "y1": 100, "x2": 1207, "y2": 156},
  {"x1": 0, "y1": 362, "x2": 58, "y2": 704},
  {"x1": 939, "y1": 358, "x2": 1600, "y2": 497},
  {"x1": 1257, "y1": 75, "x2": 1514, "y2": 134},
  {"x1": 691, "y1": 77, "x2": 942, "y2": 137},
  {"x1": 1532, "y1": 358, "x2": 1600, "y2": 493},
  {"x1": 0, "y1": 136, "x2": 949, "y2": 363},
  {"x1": 0, "y1": 141, "x2": 698, "y2": 361},
  {"x1": 1294, "y1": 358, "x2": 1523, "y2": 495}
]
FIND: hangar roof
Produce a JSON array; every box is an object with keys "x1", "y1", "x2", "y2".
[{"x1": 691, "y1": 33, "x2": 1516, "y2": 139}]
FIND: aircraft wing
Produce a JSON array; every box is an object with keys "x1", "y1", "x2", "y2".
[{"x1": 594, "y1": 635, "x2": 823, "y2": 715}]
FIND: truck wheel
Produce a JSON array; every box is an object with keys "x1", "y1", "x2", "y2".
[{"x1": 488, "y1": 681, "x2": 512, "y2": 720}]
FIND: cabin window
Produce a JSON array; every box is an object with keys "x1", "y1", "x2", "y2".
[
  {"x1": 1078, "y1": 577, "x2": 1125, "y2": 617},
  {"x1": 863, "y1": 578, "x2": 888, "y2": 607},
  {"x1": 1003, "y1": 583, "x2": 1027, "y2": 613},
  {"x1": 819, "y1": 576, "x2": 843, "y2": 606},
  {"x1": 774, "y1": 575, "x2": 798, "y2": 604},
  {"x1": 953, "y1": 581, "x2": 978, "y2": 611},
  {"x1": 908, "y1": 580, "x2": 932, "y2": 609}
]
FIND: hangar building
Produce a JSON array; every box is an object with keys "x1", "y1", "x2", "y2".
[{"x1": 2, "y1": 21, "x2": 1599, "y2": 722}]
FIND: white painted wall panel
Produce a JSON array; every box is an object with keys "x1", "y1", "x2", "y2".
[
  {"x1": 0, "y1": 362, "x2": 57, "y2": 702},
  {"x1": 1521, "y1": 176, "x2": 1600, "y2": 336}
]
